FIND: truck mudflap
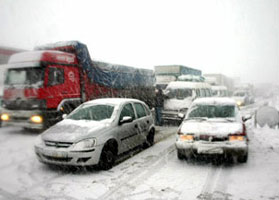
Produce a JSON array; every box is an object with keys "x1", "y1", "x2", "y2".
[{"x1": 1, "y1": 109, "x2": 60, "y2": 130}]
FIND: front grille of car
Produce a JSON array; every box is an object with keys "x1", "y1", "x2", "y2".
[
  {"x1": 197, "y1": 135, "x2": 228, "y2": 142},
  {"x1": 42, "y1": 155, "x2": 72, "y2": 162},
  {"x1": 44, "y1": 140, "x2": 73, "y2": 148}
]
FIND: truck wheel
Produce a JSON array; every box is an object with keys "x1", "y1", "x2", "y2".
[
  {"x1": 237, "y1": 153, "x2": 248, "y2": 163},
  {"x1": 98, "y1": 143, "x2": 116, "y2": 170}
]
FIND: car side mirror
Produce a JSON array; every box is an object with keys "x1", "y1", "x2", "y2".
[
  {"x1": 178, "y1": 113, "x2": 185, "y2": 119},
  {"x1": 119, "y1": 116, "x2": 133, "y2": 125},
  {"x1": 242, "y1": 114, "x2": 252, "y2": 122},
  {"x1": 62, "y1": 114, "x2": 68, "y2": 119}
]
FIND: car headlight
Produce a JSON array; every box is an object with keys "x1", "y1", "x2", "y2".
[
  {"x1": 236, "y1": 101, "x2": 243, "y2": 106},
  {"x1": 71, "y1": 138, "x2": 97, "y2": 151}
]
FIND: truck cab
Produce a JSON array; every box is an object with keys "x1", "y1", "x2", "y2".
[{"x1": 1, "y1": 50, "x2": 82, "y2": 129}]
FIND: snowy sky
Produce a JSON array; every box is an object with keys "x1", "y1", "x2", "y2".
[{"x1": 0, "y1": 0, "x2": 278, "y2": 84}]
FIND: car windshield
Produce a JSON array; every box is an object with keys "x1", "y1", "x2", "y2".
[
  {"x1": 67, "y1": 104, "x2": 115, "y2": 121},
  {"x1": 188, "y1": 104, "x2": 235, "y2": 119},
  {"x1": 5, "y1": 67, "x2": 44, "y2": 87},
  {"x1": 166, "y1": 88, "x2": 192, "y2": 99},
  {"x1": 234, "y1": 92, "x2": 246, "y2": 97}
]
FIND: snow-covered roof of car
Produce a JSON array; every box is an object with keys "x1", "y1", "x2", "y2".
[
  {"x1": 211, "y1": 85, "x2": 228, "y2": 90},
  {"x1": 84, "y1": 98, "x2": 144, "y2": 106},
  {"x1": 166, "y1": 81, "x2": 211, "y2": 89},
  {"x1": 192, "y1": 97, "x2": 236, "y2": 106}
]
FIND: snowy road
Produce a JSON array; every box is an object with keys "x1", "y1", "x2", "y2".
[{"x1": 0, "y1": 102, "x2": 279, "y2": 200}]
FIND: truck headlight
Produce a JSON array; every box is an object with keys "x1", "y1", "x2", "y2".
[
  {"x1": 71, "y1": 138, "x2": 97, "y2": 151},
  {"x1": 30, "y1": 115, "x2": 43, "y2": 124},
  {"x1": 1, "y1": 113, "x2": 10, "y2": 121}
]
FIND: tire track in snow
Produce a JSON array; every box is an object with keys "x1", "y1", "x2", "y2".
[{"x1": 99, "y1": 143, "x2": 176, "y2": 200}]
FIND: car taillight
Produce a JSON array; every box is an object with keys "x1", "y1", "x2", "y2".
[{"x1": 229, "y1": 124, "x2": 247, "y2": 141}]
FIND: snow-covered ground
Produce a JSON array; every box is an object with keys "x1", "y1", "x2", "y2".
[{"x1": 0, "y1": 97, "x2": 279, "y2": 200}]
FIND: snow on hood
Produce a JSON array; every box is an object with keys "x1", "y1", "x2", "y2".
[
  {"x1": 42, "y1": 119, "x2": 112, "y2": 143},
  {"x1": 232, "y1": 96, "x2": 245, "y2": 102},
  {"x1": 164, "y1": 98, "x2": 192, "y2": 111},
  {"x1": 180, "y1": 120, "x2": 243, "y2": 137}
]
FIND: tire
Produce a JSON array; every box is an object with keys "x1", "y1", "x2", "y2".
[
  {"x1": 143, "y1": 129, "x2": 155, "y2": 148},
  {"x1": 237, "y1": 153, "x2": 248, "y2": 163},
  {"x1": 98, "y1": 145, "x2": 116, "y2": 170},
  {"x1": 177, "y1": 149, "x2": 188, "y2": 160}
]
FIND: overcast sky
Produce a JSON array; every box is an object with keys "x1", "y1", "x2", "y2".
[{"x1": 0, "y1": 0, "x2": 278, "y2": 84}]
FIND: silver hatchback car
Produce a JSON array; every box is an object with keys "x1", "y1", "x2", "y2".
[{"x1": 34, "y1": 98, "x2": 155, "y2": 170}]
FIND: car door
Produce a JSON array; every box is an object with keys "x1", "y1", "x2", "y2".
[
  {"x1": 133, "y1": 102, "x2": 150, "y2": 144},
  {"x1": 117, "y1": 103, "x2": 139, "y2": 153}
]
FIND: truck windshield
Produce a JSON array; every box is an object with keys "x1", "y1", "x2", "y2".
[
  {"x1": 166, "y1": 88, "x2": 192, "y2": 99},
  {"x1": 5, "y1": 67, "x2": 44, "y2": 87},
  {"x1": 188, "y1": 105, "x2": 235, "y2": 118},
  {"x1": 67, "y1": 104, "x2": 115, "y2": 121}
]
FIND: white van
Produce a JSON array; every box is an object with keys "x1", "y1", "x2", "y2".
[
  {"x1": 211, "y1": 85, "x2": 229, "y2": 97},
  {"x1": 162, "y1": 81, "x2": 212, "y2": 123}
]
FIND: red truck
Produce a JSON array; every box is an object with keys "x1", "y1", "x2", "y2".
[{"x1": 0, "y1": 41, "x2": 155, "y2": 130}]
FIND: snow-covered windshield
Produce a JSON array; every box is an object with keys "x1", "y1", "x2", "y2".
[
  {"x1": 67, "y1": 104, "x2": 115, "y2": 121},
  {"x1": 166, "y1": 88, "x2": 192, "y2": 99},
  {"x1": 188, "y1": 105, "x2": 235, "y2": 119},
  {"x1": 5, "y1": 67, "x2": 44, "y2": 87}
]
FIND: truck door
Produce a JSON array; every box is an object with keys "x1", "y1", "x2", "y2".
[{"x1": 44, "y1": 65, "x2": 80, "y2": 110}]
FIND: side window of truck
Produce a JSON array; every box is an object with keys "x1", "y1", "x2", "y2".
[{"x1": 48, "y1": 67, "x2": 64, "y2": 86}]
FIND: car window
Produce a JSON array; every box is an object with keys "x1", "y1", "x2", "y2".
[
  {"x1": 188, "y1": 105, "x2": 236, "y2": 118},
  {"x1": 134, "y1": 103, "x2": 147, "y2": 118},
  {"x1": 196, "y1": 89, "x2": 201, "y2": 97},
  {"x1": 119, "y1": 103, "x2": 136, "y2": 121},
  {"x1": 143, "y1": 104, "x2": 151, "y2": 115},
  {"x1": 200, "y1": 89, "x2": 206, "y2": 97}
]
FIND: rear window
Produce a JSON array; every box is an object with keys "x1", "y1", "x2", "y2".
[{"x1": 188, "y1": 105, "x2": 235, "y2": 118}]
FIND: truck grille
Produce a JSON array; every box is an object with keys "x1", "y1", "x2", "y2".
[{"x1": 44, "y1": 141, "x2": 73, "y2": 148}]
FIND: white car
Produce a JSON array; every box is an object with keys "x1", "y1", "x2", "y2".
[
  {"x1": 35, "y1": 98, "x2": 155, "y2": 170},
  {"x1": 175, "y1": 97, "x2": 249, "y2": 163}
]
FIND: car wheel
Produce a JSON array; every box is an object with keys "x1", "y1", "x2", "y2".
[
  {"x1": 237, "y1": 153, "x2": 248, "y2": 163},
  {"x1": 177, "y1": 149, "x2": 187, "y2": 160},
  {"x1": 98, "y1": 145, "x2": 116, "y2": 170},
  {"x1": 143, "y1": 129, "x2": 155, "y2": 148}
]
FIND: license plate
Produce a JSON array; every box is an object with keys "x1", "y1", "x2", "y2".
[
  {"x1": 42, "y1": 149, "x2": 68, "y2": 158},
  {"x1": 197, "y1": 146, "x2": 223, "y2": 154}
]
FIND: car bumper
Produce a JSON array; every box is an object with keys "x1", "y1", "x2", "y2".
[
  {"x1": 175, "y1": 140, "x2": 248, "y2": 157},
  {"x1": 34, "y1": 144, "x2": 103, "y2": 166},
  {"x1": 162, "y1": 110, "x2": 184, "y2": 121}
]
